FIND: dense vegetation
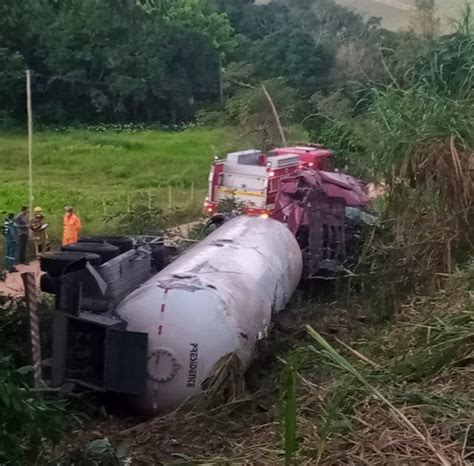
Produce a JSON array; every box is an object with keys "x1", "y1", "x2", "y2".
[
  {"x1": 0, "y1": 0, "x2": 235, "y2": 124},
  {"x1": 0, "y1": 0, "x2": 450, "y2": 127},
  {"x1": 2, "y1": 0, "x2": 473, "y2": 176}
]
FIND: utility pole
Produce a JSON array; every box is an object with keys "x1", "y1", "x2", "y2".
[{"x1": 26, "y1": 69, "x2": 34, "y2": 215}]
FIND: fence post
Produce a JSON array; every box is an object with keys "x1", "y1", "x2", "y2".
[
  {"x1": 21, "y1": 272, "x2": 43, "y2": 388},
  {"x1": 57, "y1": 214, "x2": 62, "y2": 241},
  {"x1": 102, "y1": 199, "x2": 107, "y2": 216},
  {"x1": 168, "y1": 185, "x2": 172, "y2": 210},
  {"x1": 191, "y1": 182, "x2": 195, "y2": 204}
]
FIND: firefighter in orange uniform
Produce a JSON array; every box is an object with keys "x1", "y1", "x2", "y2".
[{"x1": 62, "y1": 206, "x2": 82, "y2": 246}]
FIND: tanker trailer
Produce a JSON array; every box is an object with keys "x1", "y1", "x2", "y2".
[
  {"x1": 47, "y1": 216, "x2": 302, "y2": 415},
  {"x1": 115, "y1": 215, "x2": 302, "y2": 413}
]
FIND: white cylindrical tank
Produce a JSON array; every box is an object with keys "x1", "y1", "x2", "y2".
[{"x1": 115, "y1": 216, "x2": 302, "y2": 413}]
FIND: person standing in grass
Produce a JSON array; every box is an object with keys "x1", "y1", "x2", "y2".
[
  {"x1": 3, "y1": 213, "x2": 18, "y2": 273},
  {"x1": 15, "y1": 206, "x2": 29, "y2": 265},
  {"x1": 30, "y1": 206, "x2": 50, "y2": 257},
  {"x1": 63, "y1": 206, "x2": 82, "y2": 246}
]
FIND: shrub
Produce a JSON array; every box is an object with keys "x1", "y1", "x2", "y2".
[
  {"x1": 0, "y1": 357, "x2": 78, "y2": 465},
  {"x1": 0, "y1": 297, "x2": 54, "y2": 367}
]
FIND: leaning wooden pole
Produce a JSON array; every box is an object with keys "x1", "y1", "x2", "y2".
[
  {"x1": 261, "y1": 84, "x2": 287, "y2": 146},
  {"x1": 21, "y1": 272, "x2": 43, "y2": 387}
]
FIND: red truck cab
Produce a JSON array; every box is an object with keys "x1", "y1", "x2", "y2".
[
  {"x1": 203, "y1": 149, "x2": 301, "y2": 217},
  {"x1": 268, "y1": 144, "x2": 333, "y2": 171},
  {"x1": 203, "y1": 144, "x2": 334, "y2": 217}
]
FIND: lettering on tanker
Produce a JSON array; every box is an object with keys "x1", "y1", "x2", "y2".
[{"x1": 187, "y1": 343, "x2": 199, "y2": 388}]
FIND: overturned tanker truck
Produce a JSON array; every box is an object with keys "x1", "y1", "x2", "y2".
[
  {"x1": 41, "y1": 217, "x2": 302, "y2": 414},
  {"x1": 41, "y1": 144, "x2": 374, "y2": 415}
]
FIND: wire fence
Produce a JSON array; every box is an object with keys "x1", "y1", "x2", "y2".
[
  {"x1": 46, "y1": 184, "x2": 205, "y2": 239},
  {"x1": 0, "y1": 184, "x2": 206, "y2": 271}
]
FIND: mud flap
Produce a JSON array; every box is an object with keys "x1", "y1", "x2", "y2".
[{"x1": 104, "y1": 329, "x2": 148, "y2": 395}]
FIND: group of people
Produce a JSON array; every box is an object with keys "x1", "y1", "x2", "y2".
[{"x1": 2, "y1": 206, "x2": 82, "y2": 273}]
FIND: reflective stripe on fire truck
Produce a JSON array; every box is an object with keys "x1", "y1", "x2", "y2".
[{"x1": 216, "y1": 187, "x2": 264, "y2": 198}]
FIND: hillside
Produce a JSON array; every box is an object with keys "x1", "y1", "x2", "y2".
[
  {"x1": 335, "y1": 0, "x2": 472, "y2": 30},
  {"x1": 255, "y1": 0, "x2": 472, "y2": 32}
]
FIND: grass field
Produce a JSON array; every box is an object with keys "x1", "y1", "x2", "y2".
[{"x1": 0, "y1": 128, "x2": 244, "y2": 240}]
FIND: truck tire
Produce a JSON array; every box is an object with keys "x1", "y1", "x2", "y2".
[
  {"x1": 40, "y1": 251, "x2": 102, "y2": 277},
  {"x1": 62, "y1": 242, "x2": 120, "y2": 263},
  {"x1": 79, "y1": 235, "x2": 133, "y2": 253},
  {"x1": 40, "y1": 273, "x2": 61, "y2": 294},
  {"x1": 150, "y1": 244, "x2": 166, "y2": 272},
  {"x1": 207, "y1": 214, "x2": 226, "y2": 231}
]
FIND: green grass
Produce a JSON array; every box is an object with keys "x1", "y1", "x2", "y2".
[{"x1": 0, "y1": 128, "x2": 243, "y2": 239}]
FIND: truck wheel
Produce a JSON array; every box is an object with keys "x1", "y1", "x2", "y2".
[
  {"x1": 62, "y1": 242, "x2": 120, "y2": 263},
  {"x1": 207, "y1": 214, "x2": 226, "y2": 231},
  {"x1": 40, "y1": 251, "x2": 102, "y2": 276},
  {"x1": 79, "y1": 235, "x2": 133, "y2": 253}
]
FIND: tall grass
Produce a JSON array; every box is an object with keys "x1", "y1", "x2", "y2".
[
  {"x1": 316, "y1": 18, "x2": 474, "y2": 292},
  {"x1": 269, "y1": 266, "x2": 473, "y2": 465},
  {"x1": 306, "y1": 325, "x2": 453, "y2": 465},
  {"x1": 280, "y1": 355, "x2": 298, "y2": 465}
]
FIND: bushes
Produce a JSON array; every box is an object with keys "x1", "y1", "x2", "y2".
[
  {"x1": 0, "y1": 357, "x2": 77, "y2": 465},
  {"x1": 104, "y1": 190, "x2": 206, "y2": 235},
  {"x1": 0, "y1": 297, "x2": 83, "y2": 464},
  {"x1": 0, "y1": 297, "x2": 54, "y2": 367}
]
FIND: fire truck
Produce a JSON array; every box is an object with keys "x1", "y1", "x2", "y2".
[
  {"x1": 203, "y1": 143, "x2": 374, "y2": 277},
  {"x1": 203, "y1": 144, "x2": 333, "y2": 217}
]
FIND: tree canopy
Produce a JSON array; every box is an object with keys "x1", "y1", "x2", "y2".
[
  {"x1": 0, "y1": 0, "x2": 471, "y2": 129},
  {"x1": 0, "y1": 0, "x2": 235, "y2": 124}
]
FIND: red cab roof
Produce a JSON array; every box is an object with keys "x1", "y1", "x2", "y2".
[{"x1": 270, "y1": 146, "x2": 332, "y2": 156}]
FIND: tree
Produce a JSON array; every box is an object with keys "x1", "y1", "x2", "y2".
[
  {"x1": 253, "y1": 30, "x2": 335, "y2": 95},
  {"x1": 0, "y1": 0, "x2": 236, "y2": 124},
  {"x1": 409, "y1": 0, "x2": 441, "y2": 39},
  {"x1": 0, "y1": 49, "x2": 24, "y2": 124}
]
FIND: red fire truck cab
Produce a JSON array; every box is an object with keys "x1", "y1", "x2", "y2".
[
  {"x1": 203, "y1": 145, "x2": 333, "y2": 217},
  {"x1": 268, "y1": 144, "x2": 333, "y2": 170}
]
